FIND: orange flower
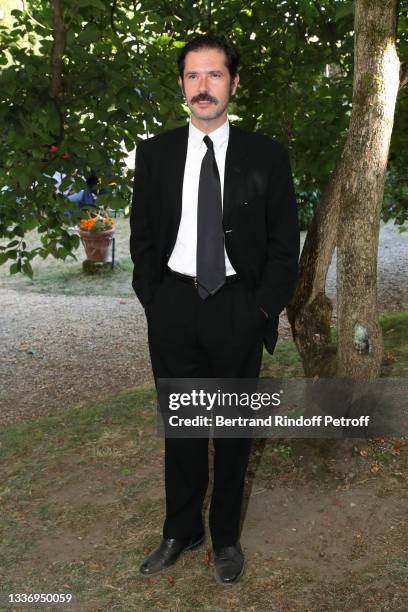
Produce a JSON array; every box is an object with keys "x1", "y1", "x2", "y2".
[
  {"x1": 79, "y1": 218, "x2": 95, "y2": 230},
  {"x1": 79, "y1": 208, "x2": 115, "y2": 232}
]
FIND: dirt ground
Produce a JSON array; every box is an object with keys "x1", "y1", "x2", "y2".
[
  {"x1": 1, "y1": 400, "x2": 407, "y2": 611},
  {"x1": 0, "y1": 221, "x2": 407, "y2": 610},
  {"x1": 0, "y1": 220, "x2": 406, "y2": 430}
]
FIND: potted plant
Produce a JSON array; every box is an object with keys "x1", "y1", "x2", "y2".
[{"x1": 78, "y1": 208, "x2": 116, "y2": 265}]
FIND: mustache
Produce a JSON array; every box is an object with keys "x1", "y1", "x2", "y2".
[{"x1": 191, "y1": 93, "x2": 217, "y2": 104}]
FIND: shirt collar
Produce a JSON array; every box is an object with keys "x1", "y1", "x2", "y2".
[{"x1": 188, "y1": 117, "x2": 230, "y2": 151}]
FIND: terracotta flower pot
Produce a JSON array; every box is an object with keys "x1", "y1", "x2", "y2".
[{"x1": 79, "y1": 228, "x2": 115, "y2": 263}]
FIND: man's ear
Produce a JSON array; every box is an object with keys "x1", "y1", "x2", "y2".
[{"x1": 231, "y1": 73, "x2": 240, "y2": 96}]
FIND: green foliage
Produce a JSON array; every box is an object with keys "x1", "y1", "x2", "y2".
[
  {"x1": 383, "y1": 164, "x2": 408, "y2": 230},
  {"x1": 0, "y1": 0, "x2": 407, "y2": 274},
  {"x1": 297, "y1": 190, "x2": 320, "y2": 231},
  {"x1": 0, "y1": 0, "x2": 153, "y2": 275},
  {"x1": 275, "y1": 441, "x2": 292, "y2": 459}
]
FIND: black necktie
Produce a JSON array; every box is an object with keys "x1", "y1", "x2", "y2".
[{"x1": 196, "y1": 135, "x2": 226, "y2": 299}]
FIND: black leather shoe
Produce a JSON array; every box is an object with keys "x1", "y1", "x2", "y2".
[
  {"x1": 139, "y1": 533, "x2": 204, "y2": 577},
  {"x1": 213, "y1": 543, "x2": 245, "y2": 585}
]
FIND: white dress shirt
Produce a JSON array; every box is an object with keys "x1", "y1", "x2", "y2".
[{"x1": 168, "y1": 117, "x2": 236, "y2": 276}]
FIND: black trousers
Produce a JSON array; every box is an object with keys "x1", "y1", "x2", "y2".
[{"x1": 146, "y1": 270, "x2": 266, "y2": 548}]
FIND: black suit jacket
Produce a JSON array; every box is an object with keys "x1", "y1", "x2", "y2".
[{"x1": 129, "y1": 122, "x2": 300, "y2": 354}]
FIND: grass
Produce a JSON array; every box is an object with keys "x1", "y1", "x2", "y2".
[
  {"x1": 0, "y1": 404, "x2": 407, "y2": 610},
  {"x1": 260, "y1": 311, "x2": 408, "y2": 378},
  {"x1": 0, "y1": 313, "x2": 407, "y2": 610},
  {"x1": 261, "y1": 334, "x2": 305, "y2": 378},
  {"x1": 0, "y1": 216, "x2": 134, "y2": 297}
]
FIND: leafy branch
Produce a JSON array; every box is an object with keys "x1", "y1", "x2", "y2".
[{"x1": 49, "y1": 0, "x2": 66, "y2": 143}]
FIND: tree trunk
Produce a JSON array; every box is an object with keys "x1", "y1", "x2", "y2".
[
  {"x1": 336, "y1": 0, "x2": 400, "y2": 377},
  {"x1": 287, "y1": 0, "x2": 401, "y2": 379}
]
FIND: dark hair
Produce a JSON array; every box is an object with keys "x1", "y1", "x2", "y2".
[
  {"x1": 177, "y1": 34, "x2": 240, "y2": 80},
  {"x1": 86, "y1": 171, "x2": 98, "y2": 188}
]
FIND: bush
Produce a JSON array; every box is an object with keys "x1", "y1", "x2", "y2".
[
  {"x1": 382, "y1": 165, "x2": 408, "y2": 230},
  {"x1": 297, "y1": 190, "x2": 320, "y2": 231}
]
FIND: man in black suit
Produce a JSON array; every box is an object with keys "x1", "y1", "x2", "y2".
[{"x1": 130, "y1": 34, "x2": 299, "y2": 585}]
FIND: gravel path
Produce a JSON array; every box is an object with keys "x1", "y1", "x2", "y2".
[
  {"x1": 0, "y1": 222, "x2": 406, "y2": 430},
  {"x1": 326, "y1": 221, "x2": 408, "y2": 312},
  {"x1": 0, "y1": 293, "x2": 151, "y2": 429}
]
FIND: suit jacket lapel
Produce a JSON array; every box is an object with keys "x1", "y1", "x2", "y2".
[
  {"x1": 222, "y1": 123, "x2": 248, "y2": 229},
  {"x1": 165, "y1": 124, "x2": 189, "y2": 251}
]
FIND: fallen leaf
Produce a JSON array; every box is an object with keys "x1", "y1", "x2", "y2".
[
  {"x1": 167, "y1": 575, "x2": 174, "y2": 588},
  {"x1": 330, "y1": 497, "x2": 345, "y2": 508},
  {"x1": 204, "y1": 549, "x2": 211, "y2": 565},
  {"x1": 394, "y1": 439, "x2": 406, "y2": 453}
]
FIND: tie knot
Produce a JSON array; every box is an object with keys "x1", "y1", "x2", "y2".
[{"x1": 203, "y1": 135, "x2": 214, "y2": 152}]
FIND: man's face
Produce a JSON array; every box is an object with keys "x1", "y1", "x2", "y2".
[{"x1": 179, "y1": 47, "x2": 239, "y2": 123}]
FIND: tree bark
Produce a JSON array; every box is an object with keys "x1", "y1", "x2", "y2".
[
  {"x1": 287, "y1": 0, "x2": 401, "y2": 379},
  {"x1": 336, "y1": 0, "x2": 400, "y2": 377}
]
